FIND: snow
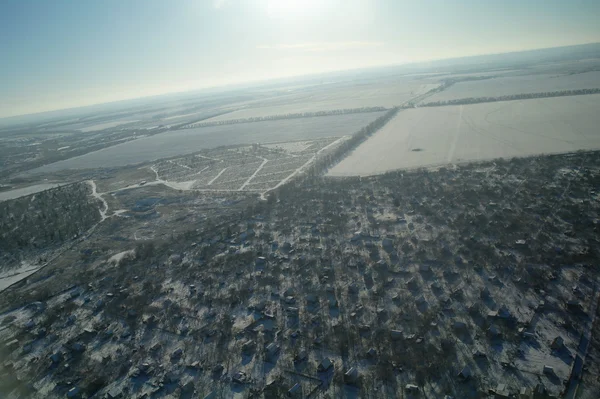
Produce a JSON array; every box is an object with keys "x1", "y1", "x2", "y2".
[
  {"x1": 108, "y1": 250, "x2": 135, "y2": 265},
  {"x1": 424, "y1": 71, "x2": 600, "y2": 103},
  {"x1": 0, "y1": 263, "x2": 39, "y2": 292},
  {"x1": 0, "y1": 183, "x2": 65, "y2": 202},
  {"x1": 29, "y1": 113, "x2": 384, "y2": 173},
  {"x1": 328, "y1": 95, "x2": 600, "y2": 176}
]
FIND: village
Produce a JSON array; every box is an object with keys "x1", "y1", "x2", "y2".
[{"x1": 1, "y1": 149, "x2": 599, "y2": 398}]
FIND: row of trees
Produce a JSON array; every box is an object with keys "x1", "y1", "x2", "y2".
[
  {"x1": 421, "y1": 88, "x2": 600, "y2": 107},
  {"x1": 0, "y1": 182, "x2": 101, "y2": 268},
  {"x1": 183, "y1": 106, "x2": 388, "y2": 129}
]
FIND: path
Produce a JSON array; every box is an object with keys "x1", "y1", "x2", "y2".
[
  {"x1": 88, "y1": 180, "x2": 108, "y2": 221},
  {"x1": 260, "y1": 136, "x2": 348, "y2": 199},
  {"x1": 238, "y1": 157, "x2": 268, "y2": 191},
  {"x1": 207, "y1": 167, "x2": 228, "y2": 186}
]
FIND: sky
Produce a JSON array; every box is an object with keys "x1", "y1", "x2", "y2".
[{"x1": 1, "y1": 0, "x2": 599, "y2": 118}]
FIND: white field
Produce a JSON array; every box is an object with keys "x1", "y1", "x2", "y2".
[
  {"x1": 0, "y1": 183, "x2": 65, "y2": 202},
  {"x1": 201, "y1": 80, "x2": 439, "y2": 122},
  {"x1": 424, "y1": 71, "x2": 600, "y2": 103},
  {"x1": 32, "y1": 112, "x2": 383, "y2": 173},
  {"x1": 79, "y1": 120, "x2": 139, "y2": 132},
  {"x1": 0, "y1": 263, "x2": 39, "y2": 292},
  {"x1": 328, "y1": 94, "x2": 600, "y2": 176}
]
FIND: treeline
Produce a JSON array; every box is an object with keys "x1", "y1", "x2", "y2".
[
  {"x1": 0, "y1": 182, "x2": 101, "y2": 267},
  {"x1": 183, "y1": 106, "x2": 388, "y2": 129},
  {"x1": 420, "y1": 88, "x2": 600, "y2": 107},
  {"x1": 303, "y1": 108, "x2": 399, "y2": 180}
]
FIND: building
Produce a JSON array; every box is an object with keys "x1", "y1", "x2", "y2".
[{"x1": 317, "y1": 358, "x2": 333, "y2": 372}]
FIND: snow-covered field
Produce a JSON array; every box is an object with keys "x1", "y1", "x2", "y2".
[
  {"x1": 201, "y1": 81, "x2": 439, "y2": 123},
  {"x1": 0, "y1": 264, "x2": 39, "y2": 291},
  {"x1": 328, "y1": 94, "x2": 600, "y2": 176},
  {"x1": 0, "y1": 183, "x2": 65, "y2": 202},
  {"x1": 423, "y1": 71, "x2": 600, "y2": 103},
  {"x1": 31, "y1": 113, "x2": 383, "y2": 173},
  {"x1": 79, "y1": 120, "x2": 139, "y2": 132}
]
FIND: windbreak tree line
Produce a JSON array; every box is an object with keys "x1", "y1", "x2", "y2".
[
  {"x1": 421, "y1": 88, "x2": 600, "y2": 107},
  {"x1": 184, "y1": 106, "x2": 388, "y2": 129},
  {"x1": 0, "y1": 182, "x2": 101, "y2": 267}
]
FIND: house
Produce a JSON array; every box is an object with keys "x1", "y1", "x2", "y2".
[
  {"x1": 181, "y1": 381, "x2": 195, "y2": 394},
  {"x1": 550, "y1": 336, "x2": 564, "y2": 350},
  {"x1": 497, "y1": 306, "x2": 511, "y2": 319},
  {"x1": 391, "y1": 330, "x2": 403, "y2": 340},
  {"x1": 5, "y1": 339, "x2": 19, "y2": 351},
  {"x1": 457, "y1": 365, "x2": 471, "y2": 381},
  {"x1": 67, "y1": 387, "x2": 80, "y2": 398},
  {"x1": 294, "y1": 349, "x2": 307, "y2": 363},
  {"x1": 533, "y1": 383, "x2": 547, "y2": 399},
  {"x1": 171, "y1": 348, "x2": 183, "y2": 359},
  {"x1": 488, "y1": 325, "x2": 502, "y2": 338},
  {"x1": 344, "y1": 367, "x2": 359, "y2": 384},
  {"x1": 106, "y1": 386, "x2": 123, "y2": 399},
  {"x1": 242, "y1": 340, "x2": 255, "y2": 354},
  {"x1": 519, "y1": 387, "x2": 533, "y2": 399},
  {"x1": 405, "y1": 384, "x2": 419, "y2": 392},
  {"x1": 453, "y1": 321, "x2": 467, "y2": 331},
  {"x1": 542, "y1": 365, "x2": 554, "y2": 375},
  {"x1": 287, "y1": 383, "x2": 302, "y2": 398},
  {"x1": 472, "y1": 349, "x2": 487, "y2": 358},
  {"x1": 232, "y1": 371, "x2": 247, "y2": 384},
  {"x1": 566, "y1": 300, "x2": 583, "y2": 312},
  {"x1": 492, "y1": 383, "x2": 510, "y2": 398},
  {"x1": 366, "y1": 348, "x2": 377, "y2": 358},
  {"x1": 317, "y1": 358, "x2": 333, "y2": 372},
  {"x1": 265, "y1": 343, "x2": 280, "y2": 361}
]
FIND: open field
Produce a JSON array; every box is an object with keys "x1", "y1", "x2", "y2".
[
  {"x1": 328, "y1": 94, "x2": 600, "y2": 176},
  {"x1": 200, "y1": 80, "x2": 438, "y2": 123},
  {"x1": 29, "y1": 113, "x2": 383, "y2": 174},
  {"x1": 423, "y1": 71, "x2": 600, "y2": 104},
  {"x1": 0, "y1": 183, "x2": 66, "y2": 202}
]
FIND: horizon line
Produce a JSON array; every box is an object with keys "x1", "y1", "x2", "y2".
[{"x1": 2, "y1": 40, "x2": 599, "y2": 122}]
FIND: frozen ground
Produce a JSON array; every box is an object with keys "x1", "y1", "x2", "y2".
[
  {"x1": 0, "y1": 183, "x2": 65, "y2": 202},
  {"x1": 30, "y1": 113, "x2": 383, "y2": 173},
  {"x1": 423, "y1": 71, "x2": 600, "y2": 103},
  {"x1": 328, "y1": 94, "x2": 600, "y2": 176},
  {"x1": 0, "y1": 264, "x2": 39, "y2": 291},
  {"x1": 201, "y1": 80, "x2": 438, "y2": 123}
]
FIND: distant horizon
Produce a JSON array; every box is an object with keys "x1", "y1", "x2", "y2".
[
  {"x1": 2, "y1": 41, "x2": 599, "y2": 122},
  {"x1": 3, "y1": 0, "x2": 599, "y2": 119}
]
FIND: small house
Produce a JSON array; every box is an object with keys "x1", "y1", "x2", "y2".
[
  {"x1": 542, "y1": 365, "x2": 554, "y2": 375},
  {"x1": 265, "y1": 343, "x2": 280, "y2": 361},
  {"x1": 317, "y1": 358, "x2": 333, "y2": 372},
  {"x1": 287, "y1": 383, "x2": 302, "y2": 398},
  {"x1": 550, "y1": 336, "x2": 564, "y2": 350},
  {"x1": 519, "y1": 387, "x2": 533, "y2": 399},
  {"x1": 453, "y1": 321, "x2": 467, "y2": 331},
  {"x1": 405, "y1": 384, "x2": 419, "y2": 392},
  {"x1": 344, "y1": 367, "x2": 359, "y2": 384},
  {"x1": 457, "y1": 366, "x2": 471, "y2": 381},
  {"x1": 294, "y1": 349, "x2": 307, "y2": 363},
  {"x1": 493, "y1": 383, "x2": 510, "y2": 398}
]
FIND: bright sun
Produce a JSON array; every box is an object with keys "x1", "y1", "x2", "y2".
[{"x1": 267, "y1": 0, "x2": 321, "y2": 18}]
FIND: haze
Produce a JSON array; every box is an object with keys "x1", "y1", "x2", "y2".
[{"x1": 2, "y1": 0, "x2": 600, "y2": 118}]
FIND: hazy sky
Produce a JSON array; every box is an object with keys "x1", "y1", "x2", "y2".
[{"x1": 1, "y1": 0, "x2": 599, "y2": 118}]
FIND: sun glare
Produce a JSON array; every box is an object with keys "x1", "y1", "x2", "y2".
[{"x1": 267, "y1": 0, "x2": 322, "y2": 18}]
